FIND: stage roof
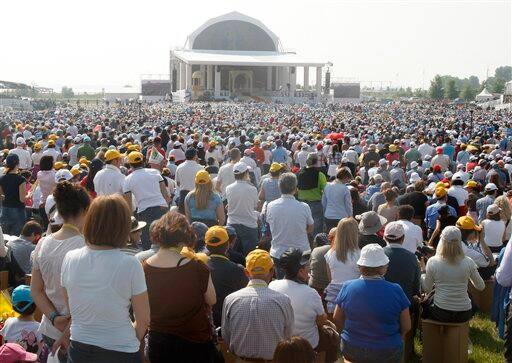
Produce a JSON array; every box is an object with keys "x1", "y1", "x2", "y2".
[{"x1": 173, "y1": 50, "x2": 328, "y2": 67}]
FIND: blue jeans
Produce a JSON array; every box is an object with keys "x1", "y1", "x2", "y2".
[
  {"x1": 1, "y1": 206, "x2": 26, "y2": 236},
  {"x1": 342, "y1": 340, "x2": 403, "y2": 363},
  {"x1": 304, "y1": 200, "x2": 324, "y2": 236},
  {"x1": 137, "y1": 206, "x2": 168, "y2": 251},
  {"x1": 229, "y1": 223, "x2": 259, "y2": 256}
]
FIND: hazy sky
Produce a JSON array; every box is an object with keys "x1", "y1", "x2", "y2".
[{"x1": 1, "y1": 0, "x2": 510, "y2": 92}]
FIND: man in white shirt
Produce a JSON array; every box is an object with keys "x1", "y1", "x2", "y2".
[
  {"x1": 226, "y1": 162, "x2": 259, "y2": 256},
  {"x1": 267, "y1": 172, "x2": 314, "y2": 269},
  {"x1": 295, "y1": 144, "x2": 310, "y2": 169},
  {"x1": 216, "y1": 148, "x2": 241, "y2": 200},
  {"x1": 418, "y1": 140, "x2": 435, "y2": 160},
  {"x1": 42, "y1": 140, "x2": 61, "y2": 162},
  {"x1": 123, "y1": 151, "x2": 170, "y2": 250},
  {"x1": 175, "y1": 148, "x2": 204, "y2": 213},
  {"x1": 168, "y1": 141, "x2": 185, "y2": 163},
  {"x1": 448, "y1": 176, "x2": 469, "y2": 213},
  {"x1": 93, "y1": 149, "x2": 126, "y2": 196},
  {"x1": 9, "y1": 137, "x2": 32, "y2": 170},
  {"x1": 68, "y1": 137, "x2": 81, "y2": 166},
  {"x1": 66, "y1": 123, "x2": 79, "y2": 137},
  {"x1": 431, "y1": 147, "x2": 450, "y2": 172},
  {"x1": 396, "y1": 205, "x2": 423, "y2": 254}
]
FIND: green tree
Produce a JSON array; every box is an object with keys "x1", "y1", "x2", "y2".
[
  {"x1": 460, "y1": 82, "x2": 476, "y2": 101},
  {"x1": 429, "y1": 75, "x2": 444, "y2": 100},
  {"x1": 61, "y1": 86, "x2": 74, "y2": 98},
  {"x1": 445, "y1": 79, "x2": 458, "y2": 99},
  {"x1": 495, "y1": 66, "x2": 512, "y2": 82},
  {"x1": 492, "y1": 77, "x2": 506, "y2": 93}
]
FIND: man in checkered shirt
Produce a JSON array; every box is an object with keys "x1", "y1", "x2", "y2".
[{"x1": 221, "y1": 249, "x2": 294, "y2": 362}]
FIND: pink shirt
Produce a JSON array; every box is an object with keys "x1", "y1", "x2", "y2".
[{"x1": 37, "y1": 170, "x2": 56, "y2": 204}]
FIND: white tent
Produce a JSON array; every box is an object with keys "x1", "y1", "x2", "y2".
[{"x1": 476, "y1": 88, "x2": 493, "y2": 102}]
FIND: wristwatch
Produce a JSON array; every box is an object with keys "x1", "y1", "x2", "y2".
[{"x1": 49, "y1": 311, "x2": 61, "y2": 326}]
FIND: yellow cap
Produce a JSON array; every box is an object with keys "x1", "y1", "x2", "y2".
[
  {"x1": 435, "y1": 181, "x2": 449, "y2": 188},
  {"x1": 47, "y1": 140, "x2": 55, "y2": 147},
  {"x1": 33, "y1": 142, "x2": 41, "y2": 151},
  {"x1": 54, "y1": 161, "x2": 67, "y2": 170},
  {"x1": 70, "y1": 166, "x2": 80, "y2": 176},
  {"x1": 79, "y1": 157, "x2": 90, "y2": 165},
  {"x1": 246, "y1": 249, "x2": 274, "y2": 275},
  {"x1": 269, "y1": 162, "x2": 284, "y2": 173},
  {"x1": 128, "y1": 144, "x2": 140, "y2": 152},
  {"x1": 205, "y1": 226, "x2": 229, "y2": 247},
  {"x1": 127, "y1": 151, "x2": 144, "y2": 164},
  {"x1": 195, "y1": 170, "x2": 211, "y2": 184},
  {"x1": 48, "y1": 134, "x2": 58, "y2": 141},
  {"x1": 389, "y1": 145, "x2": 397, "y2": 152},
  {"x1": 209, "y1": 141, "x2": 217, "y2": 147},
  {"x1": 456, "y1": 216, "x2": 482, "y2": 231},
  {"x1": 465, "y1": 180, "x2": 478, "y2": 189},
  {"x1": 105, "y1": 149, "x2": 122, "y2": 162},
  {"x1": 435, "y1": 187, "x2": 447, "y2": 198}
]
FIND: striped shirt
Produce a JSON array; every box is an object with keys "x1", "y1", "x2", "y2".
[{"x1": 222, "y1": 279, "x2": 294, "y2": 360}]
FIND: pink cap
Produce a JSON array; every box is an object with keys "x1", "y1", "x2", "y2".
[{"x1": 0, "y1": 343, "x2": 38, "y2": 363}]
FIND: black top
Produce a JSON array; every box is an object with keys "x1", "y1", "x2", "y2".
[
  {"x1": 383, "y1": 245, "x2": 421, "y2": 303},
  {"x1": 358, "y1": 233, "x2": 386, "y2": 249},
  {"x1": 207, "y1": 255, "x2": 248, "y2": 327},
  {"x1": 0, "y1": 173, "x2": 25, "y2": 208}
]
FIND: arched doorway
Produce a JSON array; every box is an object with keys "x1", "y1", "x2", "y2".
[{"x1": 229, "y1": 70, "x2": 253, "y2": 96}]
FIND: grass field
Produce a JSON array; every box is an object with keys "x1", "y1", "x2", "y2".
[{"x1": 410, "y1": 313, "x2": 504, "y2": 362}]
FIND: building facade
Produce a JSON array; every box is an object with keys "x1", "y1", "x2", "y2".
[{"x1": 170, "y1": 12, "x2": 330, "y2": 102}]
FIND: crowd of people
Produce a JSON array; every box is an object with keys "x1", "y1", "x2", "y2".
[{"x1": 0, "y1": 100, "x2": 511, "y2": 362}]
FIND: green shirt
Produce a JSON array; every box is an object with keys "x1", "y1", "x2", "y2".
[
  {"x1": 298, "y1": 172, "x2": 327, "y2": 201},
  {"x1": 77, "y1": 144, "x2": 96, "y2": 161}
]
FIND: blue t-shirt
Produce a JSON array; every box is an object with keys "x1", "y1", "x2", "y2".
[
  {"x1": 185, "y1": 192, "x2": 222, "y2": 221},
  {"x1": 335, "y1": 278, "x2": 410, "y2": 349},
  {"x1": 442, "y1": 144, "x2": 456, "y2": 161}
]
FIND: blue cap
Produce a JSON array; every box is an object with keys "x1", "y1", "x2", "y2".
[
  {"x1": 83, "y1": 136, "x2": 91, "y2": 142},
  {"x1": 225, "y1": 225, "x2": 237, "y2": 237},
  {"x1": 12, "y1": 285, "x2": 33, "y2": 312}
]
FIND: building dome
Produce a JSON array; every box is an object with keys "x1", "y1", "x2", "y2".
[{"x1": 186, "y1": 11, "x2": 280, "y2": 52}]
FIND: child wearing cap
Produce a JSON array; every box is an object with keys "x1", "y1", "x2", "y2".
[
  {"x1": 481, "y1": 204, "x2": 506, "y2": 253},
  {"x1": 0, "y1": 285, "x2": 44, "y2": 356}
]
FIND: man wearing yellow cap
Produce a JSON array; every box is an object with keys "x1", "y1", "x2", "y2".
[
  {"x1": 204, "y1": 226, "x2": 247, "y2": 328},
  {"x1": 424, "y1": 186, "x2": 457, "y2": 238},
  {"x1": 222, "y1": 249, "x2": 293, "y2": 362},
  {"x1": 257, "y1": 162, "x2": 284, "y2": 211},
  {"x1": 42, "y1": 139, "x2": 62, "y2": 162},
  {"x1": 93, "y1": 149, "x2": 125, "y2": 196}
]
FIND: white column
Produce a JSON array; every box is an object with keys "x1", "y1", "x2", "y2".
[
  {"x1": 186, "y1": 63, "x2": 192, "y2": 90},
  {"x1": 267, "y1": 66, "x2": 272, "y2": 91},
  {"x1": 316, "y1": 66, "x2": 322, "y2": 100},
  {"x1": 303, "y1": 66, "x2": 309, "y2": 91},
  {"x1": 180, "y1": 61, "x2": 186, "y2": 90},
  {"x1": 275, "y1": 67, "x2": 279, "y2": 90},
  {"x1": 200, "y1": 65, "x2": 206, "y2": 88},
  {"x1": 290, "y1": 67, "x2": 297, "y2": 97},
  {"x1": 214, "y1": 66, "x2": 221, "y2": 98},
  {"x1": 206, "y1": 65, "x2": 213, "y2": 90},
  {"x1": 169, "y1": 58, "x2": 174, "y2": 93}
]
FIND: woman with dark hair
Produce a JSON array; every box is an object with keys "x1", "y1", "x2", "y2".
[
  {"x1": 80, "y1": 158, "x2": 103, "y2": 199},
  {"x1": 326, "y1": 144, "x2": 343, "y2": 179},
  {"x1": 31, "y1": 181, "x2": 90, "y2": 362},
  {"x1": 143, "y1": 211, "x2": 217, "y2": 363},
  {"x1": 61, "y1": 195, "x2": 149, "y2": 362},
  {"x1": 349, "y1": 186, "x2": 368, "y2": 217},
  {"x1": 34, "y1": 155, "x2": 56, "y2": 228},
  {"x1": 0, "y1": 154, "x2": 27, "y2": 235},
  {"x1": 427, "y1": 205, "x2": 458, "y2": 248},
  {"x1": 273, "y1": 336, "x2": 316, "y2": 363}
]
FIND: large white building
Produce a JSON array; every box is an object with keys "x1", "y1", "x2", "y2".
[{"x1": 170, "y1": 11, "x2": 330, "y2": 102}]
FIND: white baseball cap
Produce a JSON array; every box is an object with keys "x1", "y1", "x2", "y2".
[
  {"x1": 410, "y1": 161, "x2": 419, "y2": 169},
  {"x1": 378, "y1": 159, "x2": 387, "y2": 165},
  {"x1": 409, "y1": 172, "x2": 421, "y2": 183},
  {"x1": 485, "y1": 183, "x2": 498, "y2": 191},
  {"x1": 54, "y1": 169, "x2": 73, "y2": 182},
  {"x1": 357, "y1": 244, "x2": 389, "y2": 267},
  {"x1": 233, "y1": 162, "x2": 250, "y2": 175},
  {"x1": 392, "y1": 160, "x2": 400, "y2": 167},
  {"x1": 384, "y1": 222, "x2": 405, "y2": 240},
  {"x1": 487, "y1": 204, "x2": 501, "y2": 215},
  {"x1": 16, "y1": 137, "x2": 25, "y2": 145}
]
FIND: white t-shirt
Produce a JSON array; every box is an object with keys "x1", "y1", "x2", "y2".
[
  {"x1": 217, "y1": 163, "x2": 236, "y2": 199},
  {"x1": 94, "y1": 164, "x2": 126, "y2": 196},
  {"x1": 448, "y1": 186, "x2": 468, "y2": 207},
  {"x1": 268, "y1": 279, "x2": 324, "y2": 348},
  {"x1": 226, "y1": 180, "x2": 258, "y2": 228},
  {"x1": 123, "y1": 168, "x2": 167, "y2": 213},
  {"x1": 32, "y1": 234, "x2": 85, "y2": 340},
  {"x1": 9, "y1": 148, "x2": 32, "y2": 170},
  {"x1": 324, "y1": 249, "x2": 361, "y2": 285},
  {"x1": 61, "y1": 247, "x2": 147, "y2": 353},
  {"x1": 398, "y1": 220, "x2": 423, "y2": 254},
  {"x1": 481, "y1": 219, "x2": 506, "y2": 247},
  {"x1": 0, "y1": 318, "x2": 42, "y2": 353},
  {"x1": 175, "y1": 160, "x2": 204, "y2": 192}
]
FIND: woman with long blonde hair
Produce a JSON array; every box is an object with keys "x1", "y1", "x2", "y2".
[
  {"x1": 494, "y1": 195, "x2": 512, "y2": 244},
  {"x1": 184, "y1": 170, "x2": 225, "y2": 227},
  {"x1": 423, "y1": 226, "x2": 485, "y2": 323},
  {"x1": 324, "y1": 217, "x2": 361, "y2": 313}
]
